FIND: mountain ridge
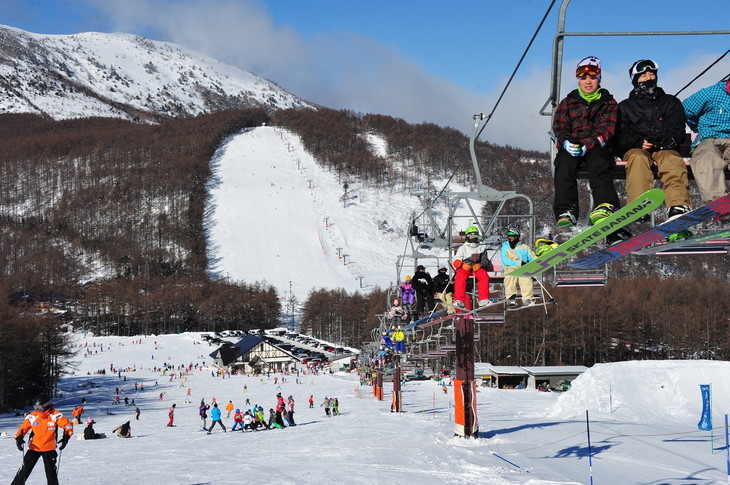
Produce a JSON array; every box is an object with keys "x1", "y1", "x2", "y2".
[{"x1": 0, "y1": 25, "x2": 314, "y2": 122}]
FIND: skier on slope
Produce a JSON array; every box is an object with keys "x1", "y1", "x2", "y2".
[
  {"x1": 231, "y1": 409, "x2": 244, "y2": 431},
  {"x1": 275, "y1": 392, "x2": 286, "y2": 428},
  {"x1": 452, "y1": 225, "x2": 490, "y2": 310},
  {"x1": 286, "y1": 395, "x2": 296, "y2": 426},
  {"x1": 206, "y1": 403, "x2": 226, "y2": 434},
  {"x1": 199, "y1": 400, "x2": 210, "y2": 429},
  {"x1": 167, "y1": 403, "x2": 176, "y2": 427},
  {"x1": 12, "y1": 396, "x2": 74, "y2": 485}
]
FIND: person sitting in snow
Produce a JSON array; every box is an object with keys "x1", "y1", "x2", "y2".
[
  {"x1": 114, "y1": 421, "x2": 132, "y2": 438},
  {"x1": 84, "y1": 418, "x2": 102, "y2": 440}
]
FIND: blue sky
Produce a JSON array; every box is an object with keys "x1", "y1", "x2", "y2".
[{"x1": 3, "y1": 0, "x2": 729, "y2": 150}]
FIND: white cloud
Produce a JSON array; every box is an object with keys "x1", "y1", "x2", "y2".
[{"x1": 77, "y1": 0, "x2": 730, "y2": 153}]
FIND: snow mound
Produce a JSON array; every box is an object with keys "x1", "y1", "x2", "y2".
[{"x1": 548, "y1": 360, "x2": 730, "y2": 424}]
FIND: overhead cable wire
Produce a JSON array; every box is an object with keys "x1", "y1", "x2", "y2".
[
  {"x1": 674, "y1": 49, "x2": 729, "y2": 97},
  {"x1": 411, "y1": 0, "x2": 557, "y2": 223}
]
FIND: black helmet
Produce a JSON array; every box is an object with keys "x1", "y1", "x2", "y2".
[{"x1": 33, "y1": 395, "x2": 52, "y2": 411}]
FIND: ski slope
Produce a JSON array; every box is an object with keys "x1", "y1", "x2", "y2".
[
  {"x1": 2, "y1": 333, "x2": 730, "y2": 484},
  {"x1": 207, "y1": 126, "x2": 482, "y2": 304}
]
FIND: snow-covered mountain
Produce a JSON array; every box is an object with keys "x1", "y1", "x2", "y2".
[
  {"x1": 0, "y1": 25, "x2": 314, "y2": 121},
  {"x1": 0, "y1": 24, "x2": 487, "y2": 305}
]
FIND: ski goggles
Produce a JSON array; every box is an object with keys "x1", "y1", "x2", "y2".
[
  {"x1": 630, "y1": 59, "x2": 658, "y2": 79},
  {"x1": 576, "y1": 65, "x2": 601, "y2": 78}
]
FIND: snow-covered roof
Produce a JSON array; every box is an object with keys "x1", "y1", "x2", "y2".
[
  {"x1": 520, "y1": 365, "x2": 588, "y2": 376},
  {"x1": 475, "y1": 363, "x2": 587, "y2": 376}
]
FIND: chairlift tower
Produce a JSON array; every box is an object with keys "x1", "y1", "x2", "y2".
[{"x1": 397, "y1": 113, "x2": 536, "y2": 281}]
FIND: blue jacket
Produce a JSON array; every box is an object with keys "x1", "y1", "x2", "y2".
[
  {"x1": 210, "y1": 406, "x2": 221, "y2": 421},
  {"x1": 683, "y1": 80, "x2": 730, "y2": 144},
  {"x1": 501, "y1": 241, "x2": 535, "y2": 268}
]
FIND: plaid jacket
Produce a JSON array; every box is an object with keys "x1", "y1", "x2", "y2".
[{"x1": 553, "y1": 88, "x2": 618, "y2": 151}]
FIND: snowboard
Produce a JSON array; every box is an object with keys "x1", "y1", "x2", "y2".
[
  {"x1": 631, "y1": 227, "x2": 730, "y2": 256},
  {"x1": 569, "y1": 193, "x2": 730, "y2": 269},
  {"x1": 508, "y1": 189, "x2": 665, "y2": 278}
]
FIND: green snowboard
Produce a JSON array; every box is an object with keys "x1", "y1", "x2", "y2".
[{"x1": 509, "y1": 189, "x2": 665, "y2": 278}]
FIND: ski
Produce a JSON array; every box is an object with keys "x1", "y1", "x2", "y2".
[
  {"x1": 508, "y1": 189, "x2": 665, "y2": 278},
  {"x1": 569, "y1": 193, "x2": 730, "y2": 269},
  {"x1": 631, "y1": 227, "x2": 730, "y2": 255},
  {"x1": 441, "y1": 298, "x2": 505, "y2": 316},
  {"x1": 506, "y1": 298, "x2": 557, "y2": 312}
]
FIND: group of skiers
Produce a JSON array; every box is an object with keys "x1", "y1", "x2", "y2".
[{"x1": 197, "y1": 393, "x2": 297, "y2": 433}]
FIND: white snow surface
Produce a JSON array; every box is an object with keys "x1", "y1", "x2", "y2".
[
  {"x1": 2, "y1": 333, "x2": 729, "y2": 484},
  {"x1": 207, "y1": 125, "x2": 482, "y2": 303}
]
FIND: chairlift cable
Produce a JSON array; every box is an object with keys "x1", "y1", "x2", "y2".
[
  {"x1": 674, "y1": 49, "x2": 729, "y2": 97},
  {"x1": 475, "y1": 0, "x2": 557, "y2": 141},
  {"x1": 411, "y1": 0, "x2": 557, "y2": 223}
]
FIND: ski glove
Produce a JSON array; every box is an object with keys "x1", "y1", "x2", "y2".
[
  {"x1": 563, "y1": 140, "x2": 586, "y2": 157},
  {"x1": 58, "y1": 434, "x2": 70, "y2": 450},
  {"x1": 452, "y1": 260, "x2": 462, "y2": 269},
  {"x1": 16, "y1": 436, "x2": 23, "y2": 451}
]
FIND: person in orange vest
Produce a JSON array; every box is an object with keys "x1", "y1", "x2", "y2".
[
  {"x1": 12, "y1": 395, "x2": 74, "y2": 485},
  {"x1": 71, "y1": 404, "x2": 84, "y2": 424},
  {"x1": 225, "y1": 400, "x2": 234, "y2": 418}
]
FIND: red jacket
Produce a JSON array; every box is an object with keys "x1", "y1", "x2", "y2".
[{"x1": 15, "y1": 408, "x2": 73, "y2": 452}]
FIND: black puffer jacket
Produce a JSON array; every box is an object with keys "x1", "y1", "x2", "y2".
[{"x1": 616, "y1": 85, "x2": 686, "y2": 156}]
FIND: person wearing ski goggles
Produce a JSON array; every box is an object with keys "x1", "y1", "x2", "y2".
[
  {"x1": 616, "y1": 58, "x2": 692, "y2": 223},
  {"x1": 683, "y1": 75, "x2": 730, "y2": 206},
  {"x1": 552, "y1": 56, "x2": 627, "y2": 245}
]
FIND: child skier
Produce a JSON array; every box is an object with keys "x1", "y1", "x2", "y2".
[
  {"x1": 231, "y1": 409, "x2": 244, "y2": 431},
  {"x1": 167, "y1": 403, "x2": 176, "y2": 426}
]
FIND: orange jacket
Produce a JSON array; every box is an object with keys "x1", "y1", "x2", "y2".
[
  {"x1": 15, "y1": 408, "x2": 74, "y2": 452},
  {"x1": 72, "y1": 406, "x2": 84, "y2": 418},
  {"x1": 225, "y1": 402, "x2": 234, "y2": 412}
]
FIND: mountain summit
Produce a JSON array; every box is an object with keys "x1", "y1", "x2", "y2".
[{"x1": 0, "y1": 25, "x2": 313, "y2": 121}]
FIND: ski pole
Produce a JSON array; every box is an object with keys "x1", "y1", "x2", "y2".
[
  {"x1": 15, "y1": 446, "x2": 26, "y2": 482},
  {"x1": 56, "y1": 447, "x2": 63, "y2": 477}
]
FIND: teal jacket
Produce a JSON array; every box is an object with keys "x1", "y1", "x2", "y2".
[
  {"x1": 683, "y1": 80, "x2": 730, "y2": 145},
  {"x1": 501, "y1": 241, "x2": 535, "y2": 268}
]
